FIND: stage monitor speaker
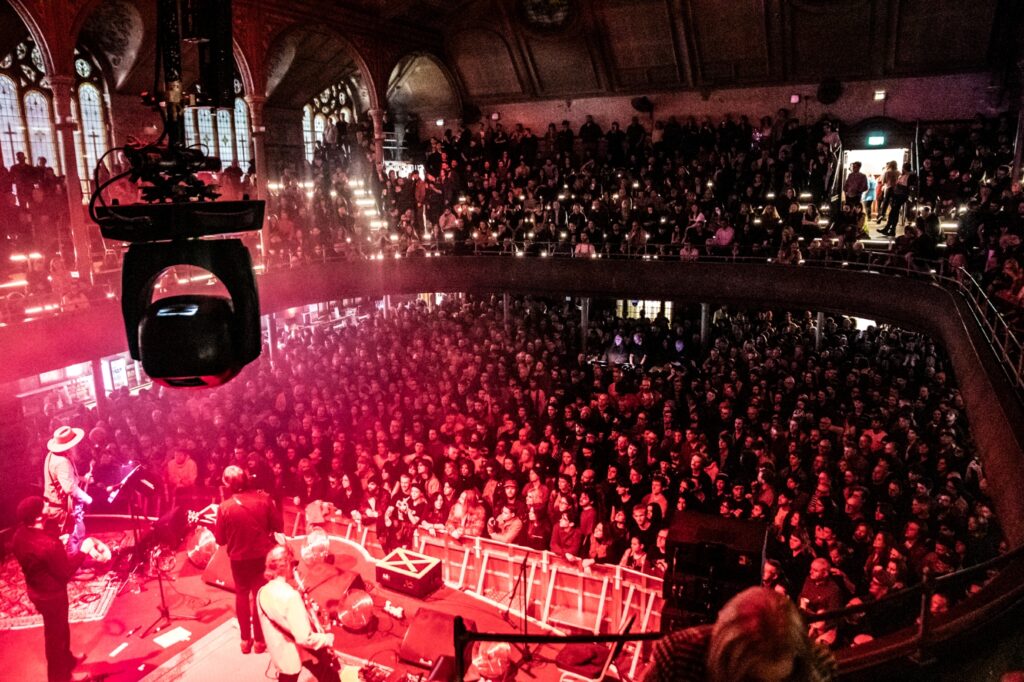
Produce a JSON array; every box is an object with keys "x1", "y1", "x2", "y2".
[
  {"x1": 202, "y1": 545, "x2": 235, "y2": 591},
  {"x1": 399, "y1": 608, "x2": 477, "y2": 670},
  {"x1": 667, "y1": 511, "x2": 767, "y2": 580},
  {"x1": 665, "y1": 512, "x2": 768, "y2": 616},
  {"x1": 299, "y1": 562, "x2": 366, "y2": 621}
]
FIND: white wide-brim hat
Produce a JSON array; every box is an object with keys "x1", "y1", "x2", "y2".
[{"x1": 48, "y1": 425, "x2": 86, "y2": 453}]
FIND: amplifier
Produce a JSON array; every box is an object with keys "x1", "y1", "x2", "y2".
[{"x1": 376, "y1": 547, "x2": 443, "y2": 599}]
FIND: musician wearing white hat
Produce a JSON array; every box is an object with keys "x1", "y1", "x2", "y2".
[{"x1": 43, "y1": 426, "x2": 93, "y2": 553}]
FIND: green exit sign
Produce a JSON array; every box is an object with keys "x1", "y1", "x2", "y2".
[{"x1": 867, "y1": 134, "x2": 886, "y2": 146}]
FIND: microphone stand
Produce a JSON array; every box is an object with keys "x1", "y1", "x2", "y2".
[
  {"x1": 141, "y1": 544, "x2": 197, "y2": 638},
  {"x1": 501, "y1": 554, "x2": 535, "y2": 677}
]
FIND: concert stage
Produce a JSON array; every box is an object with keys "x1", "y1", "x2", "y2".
[{"x1": 0, "y1": 517, "x2": 577, "y2": 681}]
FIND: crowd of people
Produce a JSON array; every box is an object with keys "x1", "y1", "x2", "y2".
[
  {"x1": 5, "y1": 111, "x2": 1024, "y2": 328},
  {"x1": 20, "y1": 293, "x2": 1002, "y2": 650},
  {"x1": 257, "y1": 111, "x2": 1022, "y2": 278}
]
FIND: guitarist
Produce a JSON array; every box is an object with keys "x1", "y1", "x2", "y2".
[
  {"x1": 257, "y1": 545, "x2": 337, "y2": 682},
  {"x1": 42, "y1": 426, "x2": 93, "y2": 553}
]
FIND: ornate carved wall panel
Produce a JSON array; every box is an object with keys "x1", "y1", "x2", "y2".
[
  {"x1": 892, "y1": 0, "x2": 997, "y2": 73},
  {"x1": 449, "y1": 29, "x2": 523, "y2": 98},
  {"x1": 687, "y1": 0, "x2": 769, "y2": 84},
  {"x1": 784, "y1": 0, "x2": 875, "y2": 81},
  {"x1": 78, "y1": 0, "x2": 144, "y2": 89},
  {"x1": 598, "y1": 0, "x2": 679, "y2": 88}
]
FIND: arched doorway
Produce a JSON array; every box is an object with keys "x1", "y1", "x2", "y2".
[
  {"x1": 264, "y1": 23, "x2": 374, "y2": 179},
  {"x1": 386, "y1": 52, "x2": 461, "y2": 159}
]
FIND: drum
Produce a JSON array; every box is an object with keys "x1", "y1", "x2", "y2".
[{"x1": 186, "y1": 527, "x2": 218, "y2": 569}]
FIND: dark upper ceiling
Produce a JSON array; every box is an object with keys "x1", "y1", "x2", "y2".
[
  {"x1": 3, "y1": 0, "x2": 1020, "y2": 113},
  {"x1": 265, "y1": 25, "x2": 366, "y2": 109},
  {"x1": 410, "y1": 0, "x2": 1022, "y2": 103},
  {"x1": 0, "y1": 1, "x2": 28, "y2": 62}
]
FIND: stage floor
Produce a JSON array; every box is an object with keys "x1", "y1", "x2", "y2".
[{"x1": 0, "y1": 528, "x2": 573, "y2": 681}]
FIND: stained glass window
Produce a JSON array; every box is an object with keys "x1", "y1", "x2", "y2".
[
  {"x1": 23, "y1": 90, "x2": 56, "y2": 168},
  {"x1": 0, "y1": 74, "x2": 26, "y2": 165},
  {"x1": 184, "y1": 109, "x2": 197, "y2": 148},
  {"x1": 196, "y1": 108, "x2": 215, "y2": 154},
  {"x1": 233, "y1": 97, "x2": 251, "y2": 167},
  {"x1": 314, "y1": 113, "x2": 326, "y2": 146},
  {"x1": 78, "y1": 83, "x2": 107, "y2": 179},
  {"x1": 302, "y1": 105, "x2": 314, "y2": 164},
  {"x1": 302, "y1": 78, "x2": 360, "y2": 166},
  {"x1": 216, "y1": 108, "x2": 234, "y2": 165}
]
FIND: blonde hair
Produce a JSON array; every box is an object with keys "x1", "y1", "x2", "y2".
[{"x1": 708, "y1": 587, "x2": 810, "y2": 682}]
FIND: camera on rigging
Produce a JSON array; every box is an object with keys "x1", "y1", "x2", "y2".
[{"x1": 90, "y1": 0, "x2": 263, "y2": 388}]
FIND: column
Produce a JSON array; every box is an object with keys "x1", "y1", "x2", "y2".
[
  {"x1": 246, "y1": 95, "x2": 270, "y2": 264},
  {"x1": 580, "y1": 297, "x2": 591, "y2": 354},
  {"x1": 382, "y1": 294, "x2": 390, "y2": 319},
  {"x1": 815, "y1": 311, "x2": 825, "y2": 350},
  {"x1": 50, "y1": 75, "x2": 93, "y2": 284},
  {"x1": 700, "y1": 302, "x2": 711, "y2": 349},
  {"x1": 90, "y1": 358, "x2": 108, "y2": 418},
  {"x1": 1012, "y1": 60, "x2": 1024, "y2": 191},
  {"x1": 503, "y1": 293, "x2": 510, "y2": 329},
  {"x1": 266, "y1": 313, "x2": 279, "y2": 363},
  {"x1": 368, "y1": 108, "x2": 385, "y2": 167}
]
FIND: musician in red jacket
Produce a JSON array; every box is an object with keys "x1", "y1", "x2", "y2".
[{"x1": 214, "y1": 465, "x2": 281, "y2": 654}]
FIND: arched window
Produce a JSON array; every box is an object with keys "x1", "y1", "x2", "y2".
[
  {"x1": 182, "y1": 75, "x2": 252, "y2": 170},
  {"x1": 302, "y1": 105, "x2": 314, "y2": 164},
  {"x1": 302, "y1": 78, "x2": 360, "y2": 166},
  {"x1": 233, "y1": 97, "x2": 251, "y2": 168},
  {"x1": 73, "y1": 47, "x2": 112, "y2": 192},
  {"x1": 0, "y1": 40, "x2": 112, "y2": 190},
  {"x1": 216, "y1": 108, "x2": 234, "y2": 165},
  {"x1": 23, "y1": 90, "x2": 57, "y2": 169},
  {"x1": 184, "y1": 112, "x2": 197, "y2": 148},
  {"x1": 196, "y1": 107, "x2": 216, "y2": 154},
  {"x1": 314, "y1": 113, "x2": 327, "y2": 148},
  {"x1": 0, "y1": 74, "x2": 26, "y2": 165},
  {"x1": 78, "y1": 83, "x2": 107, "y2": 181}
]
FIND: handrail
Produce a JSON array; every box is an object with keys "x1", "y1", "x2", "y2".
[
  {"x1": 798, "y1": 541, "x2": 1024, "y2": 626},
  {"x1": 6, "y1": 243, "x2": 1023, "y2": 398}
]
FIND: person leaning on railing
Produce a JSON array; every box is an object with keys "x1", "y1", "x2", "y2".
[{"x1": 445, "y1": 489, "x2": 488, "y2": 540}]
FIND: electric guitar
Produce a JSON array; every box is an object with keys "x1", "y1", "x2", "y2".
[
  {"x1": 49, "y1": 457, "x2": 94, "y2": 543},
  {"x1": 293, "y1": 566, "x2": 342, "y2": 673}
]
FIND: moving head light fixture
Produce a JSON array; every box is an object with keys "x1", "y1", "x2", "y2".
[{"x1": 91, "y1": 0, "x2": 263, "y2": 388}]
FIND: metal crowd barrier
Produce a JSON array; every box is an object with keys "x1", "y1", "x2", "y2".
[{"x1": 285, "y1": 502, "x2": 664, "y2": 679}]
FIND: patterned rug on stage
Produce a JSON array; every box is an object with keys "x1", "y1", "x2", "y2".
[{"x1": 0, "y1": 534, "x2": 126, "y2": 631}]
